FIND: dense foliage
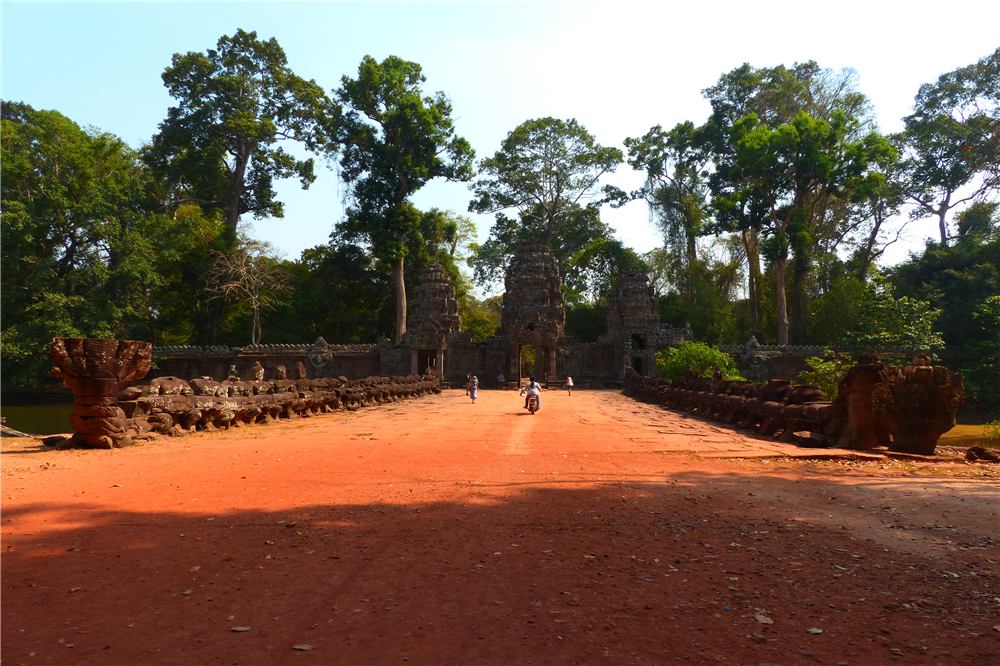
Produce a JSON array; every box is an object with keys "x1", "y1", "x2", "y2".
[{"x1": 656, "y1": 342, "x2": 743, "y2": 381}]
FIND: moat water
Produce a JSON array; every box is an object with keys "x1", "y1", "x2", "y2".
[{"x1": 1, "y1": 404, "x2": 74, "y2": 435}]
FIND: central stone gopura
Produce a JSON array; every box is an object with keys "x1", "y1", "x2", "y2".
[{"x1": 501, "y1": 243, "x2": 565, "y2": 382}]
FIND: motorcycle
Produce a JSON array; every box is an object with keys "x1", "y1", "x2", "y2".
[{"x1": 527, "y1": 395, "x2": 539, "y2": 414}]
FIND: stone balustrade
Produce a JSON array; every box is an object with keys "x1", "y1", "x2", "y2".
[
  {"x1": 120, "y1": 372, "x2": 441, "y2": 437},
  {"x1": 623, "y1": 354, "x2": 965, "y2": 455}
]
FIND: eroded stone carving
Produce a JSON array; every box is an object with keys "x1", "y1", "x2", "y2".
[
  {"x1": 624, "y1": 353, "x2": 965, "y2": 455},
  {"x1": 49, "y1": 338, "x2": 152, "y2": 449},
  {"x1": 408, "y1": 261, "x2": 462, "y2": 350},
  {"x1": 121, "y1": 372, "x2": 442, "y2": 437},
  {"x1": 874, "y1": 354, "x2": 965, "y2": 455}
]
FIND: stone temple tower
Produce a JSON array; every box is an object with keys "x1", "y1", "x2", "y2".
[
  {"x1": 501, "y1": 243, "x2": 565, "y2": 383},
  {"x1": 407, "y1": 261, "x2": 461, "y2": 375}
]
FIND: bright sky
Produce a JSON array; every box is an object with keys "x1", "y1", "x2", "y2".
[{"x1": 4, "y1": 1, "x2": 999, "y2": 285}]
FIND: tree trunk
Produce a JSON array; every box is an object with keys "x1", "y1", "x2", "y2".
[
  {"x1": 775, "y1": 257, "x2": 789, "y2": 346},
  {"x1": 208, "y1": 298, "x2": 224, "y2": 346},
  {"x1": 742, "y1": 229, "x2": 759, "y2": 334},
  {"x1": 392, "y1": 258, "x2": 407, "y2": 344},
  {"x1": 857, "y1": 214, "x2": 881, "y2": 279}
]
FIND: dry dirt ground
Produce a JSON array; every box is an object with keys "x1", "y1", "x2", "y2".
[{"x1": 2, "y1": 389, "x2": 999, "y2": 666}]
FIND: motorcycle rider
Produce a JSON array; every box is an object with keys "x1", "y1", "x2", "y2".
[{"x1": 523, "y1": 375, "x2": 542, "y2": 410}]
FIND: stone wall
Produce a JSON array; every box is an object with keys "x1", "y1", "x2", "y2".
[
  {"x1": 719, "y1": 338, "x2": 971, "y2": 383},
  {"x1": 152, "y1": 342, "x2": 380, "y2": 383}
]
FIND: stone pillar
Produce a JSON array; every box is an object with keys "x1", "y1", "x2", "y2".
[
  {"x1": 510, "y1": 347, "x2": 520, "y2": 382},
  {"x1": 410, "y1": 350, "x2": 419, "y2": 375},
  {"x1": 547, "y1": 345, "x2": 557, "y2": 379},
  {"x1": 436, "y1": 349, "x2": 445, "y2": 379},
  {"x1": 535, "y1": 346, "x2": 544, "y2": 379}
]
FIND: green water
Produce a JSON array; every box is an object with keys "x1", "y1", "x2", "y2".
[{"x1": 1, "y1": 404, "x2": 74, "y2": 436}]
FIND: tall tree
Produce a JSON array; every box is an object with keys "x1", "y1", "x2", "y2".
[
  {"x1": 722, "y1": 110, "x2": 890, "y2": 345},
  {"x1": 899, "y1": 47, "x2": 1000, "y2": 243},
  {"x1": 625, "y1": 121, "x2": 710, "y2": 266},
  {"x1": 469, "y1": 117, "x2": 624, "y2": 245},
  {"x1": 1, "y1": 102, "x2": 168, "y2": 384},
  {"x1": 144, "y1": 29, "x2": 335, "y2": 245},
  {"x1": 699, "y1": 62, "x2": 880, "y2": 339},
  {"x1": 335, "y1": 55, "x2": 475, "y2": 343}
]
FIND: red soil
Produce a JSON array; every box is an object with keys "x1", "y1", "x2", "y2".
[{"x1": 2, "y1": 389, "x2": 998, "y2": 665}]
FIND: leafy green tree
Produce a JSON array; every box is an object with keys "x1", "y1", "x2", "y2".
[
  {"x1": 144, "y1": 29, "x2": 335, "y2": 245},
  {"x1": 841, "y1": 278, "x2": 944, "y2": 352},
  {"x1": 625, "y1": 120, "x2": 709, "y2": 266},
  {"x1": 955, "y1": 201, "x2": 999, "y2": 241},
  {"x1": 1, "y1": 102, "x2": 168, "y2": 385},
  {"x1": 960, "y1": 295, "x2": 1000, "y2": 412},
  {"x1": 460, "y1": 295, "x2": 502, "y2": 343},
  {"x1": 565, "y1": 301, "x2": 609, "y2": 342},
  {"x1": 721, "y1": 109, "x2": 891, "y2": 345},
  {"x1": 898, "y1": 47, "x2": 1000, "y2": 243},
  {"x1": 653, "y1": 247, "x2": 743, "y2": 345},
  {"x1": 656, "y1": 341, "x2": 743, "y2": 380},
  {"x1": 700, "y1": 62, "x2": 883, "y2": 341},
  {"x1": 261, "y1": 242, "x2": 394, "y2": 344},
  {"x1": 807, "y1": 275, "x2": 868, "y2": 345},
  {"x1": 143, "y1": 205, "x2": 228, "y2": 346},
  {"x1": 795, "y1": 349, "x2": 855, "y2": 400},
  {"x1": 469, "y1": 117, "x2": 624, "y2": 246},
  {"x1": 890, "y1": 231, "x2": 1000, "y2": 349},
  {"x1": 335, "y1": 55, "x2": 475, "y2": 343}
]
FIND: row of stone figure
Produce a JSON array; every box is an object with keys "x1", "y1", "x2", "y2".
[
  {"x1": 113, "y1": 373, "x2": 442, "y2": 447},
  {"x1": 623, "y1": 354, "x2": 965, "y2": 455}
]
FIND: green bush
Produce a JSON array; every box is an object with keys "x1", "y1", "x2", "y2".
[
  {"x1": 795, "y1": 349, "x2": 854, "y2": 400},
  {"x1": 656, "y1": 341, "x2": 743, "y2": 380}
]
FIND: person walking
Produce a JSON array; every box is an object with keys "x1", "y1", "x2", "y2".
[
  {"x1": 497, "y1": 372, "x2": 506, "y2": 388},
  {"x1": 563, "y1": 375, "x2": 574, "y2": 396},
  {"x1": 466, "y1": 371, "x2": 472, "y2": 396},
  {"x1": 470, "y1": 376, "x2": 479, "y2": 404}
]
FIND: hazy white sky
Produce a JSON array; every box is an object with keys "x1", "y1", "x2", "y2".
[{"x1": 4, "y1": 1, "x2": 999, "y2": 281}]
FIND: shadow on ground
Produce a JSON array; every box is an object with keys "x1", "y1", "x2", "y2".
[{"x1": 3, "y1": 469, "x2": 998, "y2": 666}]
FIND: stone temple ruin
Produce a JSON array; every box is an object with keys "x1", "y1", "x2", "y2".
[
  {"x1": 47, "y1": 245, "x2": 968, "y2": 455},
  {"x1": 151, "y1": 244, "x2": 693, "y2": 388}
]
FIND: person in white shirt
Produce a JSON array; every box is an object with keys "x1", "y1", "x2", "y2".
[
  {"x1": 523, "y1": 375, "x2": 541, "y2": 410},
  {"x1": 563, "y1": 375, "x2": 574, "y2": 396}
]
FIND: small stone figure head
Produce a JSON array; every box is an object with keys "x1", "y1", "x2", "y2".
[
  {"x1": 275, "y1": 365, "x2": 287, "y2": 380},
  {"x1": 227, "y1": 364, "x2": 239, "y2": 382},
  {"x1": 296, "y1": 362, "x2": 308, "y2": 380},
  {"x1": 252, "y1": 361, "x2": 265, "y2": 381}
]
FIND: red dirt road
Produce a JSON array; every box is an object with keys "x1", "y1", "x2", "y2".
[{"x1": 2, "y1": 389, "x2": 999, "y2": 665}]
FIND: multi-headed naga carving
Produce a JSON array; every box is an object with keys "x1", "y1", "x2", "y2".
[{"x1": 49, "y1": 338, "x2": 152, "y2": 448}]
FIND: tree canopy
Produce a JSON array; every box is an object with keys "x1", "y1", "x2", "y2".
[
  {"x1": 898, "y1": 47, "x2": 1000, "y2": 243},
  {"x1": 469, "y1": 117, "x2": 624, "y2": 245},
  {"x1": 334, "y1": 55, "x2": 475, "y2": 343},
  {"x1": 144, "y1": 28, "x2": 335, "y2": 245}
]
